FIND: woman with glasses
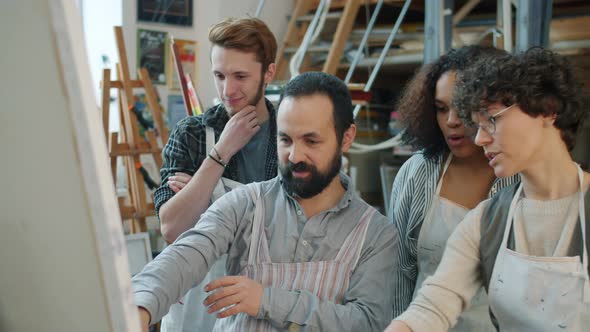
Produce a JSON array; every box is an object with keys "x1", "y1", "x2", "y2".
[
  {"x1": 390, "y1": 45, "x2": 518, "y2": 332},
  {"x1": 386, "y1": 47, "x2": 590, "y2": 332}
]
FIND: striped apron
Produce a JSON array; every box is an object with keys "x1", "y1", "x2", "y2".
[{"x1": 214, "y1": 183, "x2": 375, "y2": 331}]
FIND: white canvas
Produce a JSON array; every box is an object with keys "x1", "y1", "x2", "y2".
[{"x1": 0, "y1": 1, "x2": 140, "y2": 331}]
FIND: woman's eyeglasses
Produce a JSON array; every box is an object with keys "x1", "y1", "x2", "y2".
[{"x1": 465, "y1": 104, "x2": 516, "y2": 135}]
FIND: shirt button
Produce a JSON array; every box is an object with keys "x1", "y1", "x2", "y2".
[
  {"x1": 302, "y1": 240, "x2": 308, "y2": 246},
  {"x1": 296, "y1": 210, "x2": 302, "y2": 216}
]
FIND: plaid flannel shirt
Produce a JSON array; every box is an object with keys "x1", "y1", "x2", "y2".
[{"x1": 153, "y1": 98, "x2": 278, "y2": 217}]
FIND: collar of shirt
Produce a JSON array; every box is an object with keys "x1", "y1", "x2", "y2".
[{"x1": 279, "y1": 172, "x2": 355, "y2": 214}]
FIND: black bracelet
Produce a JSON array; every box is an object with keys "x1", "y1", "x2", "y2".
[
  {"x1": 208, "y1": 153, "x2": 227, "y2": 168},
  {"x1": 212, "y1": 146, "x2": 225, "y2": 164}
]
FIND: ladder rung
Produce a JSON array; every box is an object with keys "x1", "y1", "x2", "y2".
[
  {"x1": 284, "y1": 45, "x2": 332, "y2": 54},
  {"x1": 295, "y1": 11, "x2": 343, "y2": 22},
  {"x1": 350, "y1": 29, "x2": 422, "y2": 42}
]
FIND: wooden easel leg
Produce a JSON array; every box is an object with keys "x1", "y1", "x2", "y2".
[
  {"x1": 101, "y1": 68, "x2": 112, "y2": 140},
  {"x1": 101, "y1": 26, "x2": 164, "y2": 234},
  {"x1": 139, "y1": 68, "x2": 169, "y2": 144},
  {"x1": 110, "y1": 132, "x2": 119, "y2": 185},
  {"x1": 146, "y1": 131, "x2": 163, "y2": 170}
]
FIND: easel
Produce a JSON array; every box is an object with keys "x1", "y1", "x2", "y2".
[{"x1": 101, "y1": 26, "x2": 169, "y2": 233}]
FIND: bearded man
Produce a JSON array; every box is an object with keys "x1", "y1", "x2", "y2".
[{"x1": 133, "y1": 72, "x2": 398, "y2": 332}]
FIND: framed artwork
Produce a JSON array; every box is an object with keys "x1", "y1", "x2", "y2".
[
  {"x1": 137, "y1": 29, "x2": 167, "y2": 85},
  {"x1": 167, "y1": 38, "x2": 197, "y2": 91},
  {"x1": 137, "y1": 0, "x2": 193, "y2": 27},
  {"x1": 167, "y1": 95, "x2": 188, "y2": 129},
  {"x1": 125, "y1": 232, "x2": 153, "y2": 276}
]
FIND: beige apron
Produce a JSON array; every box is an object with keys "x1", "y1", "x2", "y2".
[
  {"x1": 413, "y1": 155, "x2": 496, "y2": 331},
  {"x1": 488, "y1": 164, "x2": 590, "y2": 331},
  {"x1": 213, "y1": 183, "x2": 375, "y2": 331},
  {"x1": 161, "y1": 127, "x2": 242, "y2": 332}
]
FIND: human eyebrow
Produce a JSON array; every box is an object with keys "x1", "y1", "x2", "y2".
[{"x1": 302, "y1": 132, "x2": 321, "y2": 139}]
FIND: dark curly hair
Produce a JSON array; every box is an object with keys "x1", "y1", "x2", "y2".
[
  {"x1": 280, "y1": 72, "x2": 353, "y2": 144},
  {"x1": 453, "y1": 47, "x2": 586, "y2": 151},
  {"x1": 397, "y1": 45, "x2": 508, "y2": 159}
]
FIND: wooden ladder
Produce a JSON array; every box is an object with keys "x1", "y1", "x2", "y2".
[
  {"x1": 100, "y1": 26, "x2": 169, "y2": 233},
  {"x1": 275, "y1": 0, "x2": 365, "y2": 80}
]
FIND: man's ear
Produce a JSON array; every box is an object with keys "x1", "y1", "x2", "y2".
[
  {"x1": 264, "y1": 63, "x2": 276, "y2": 83},
  {"x1": 341, "y1": 124, "x2": 356, "y2": 153}
]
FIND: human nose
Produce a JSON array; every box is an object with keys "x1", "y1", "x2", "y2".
[
  {"x1": 473, "y1": 126, "x2": 493, "y2": 147},
  {"x1": 288, "y1": 143, "x2": 305, "y2": 164},
  {"x1": 447, "y1": 109, "x2": 461, "y2": 127},
  {"x1": 223, "y1": 78, "x2": 237, "y2": 97}
]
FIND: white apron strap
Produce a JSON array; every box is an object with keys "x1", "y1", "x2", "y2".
[
  {"x1": 501, "y1": 183, "x2": 523, "y2": 249},
  {"x1": 435, "y1": 154, "x2": 453, "y2": 195},
  {"x1": 335, "y1": 206, "x2": 376, "y2": 270},
  {"x1": 502, "y1": 165, "x2": 590, "y2": 303},
  {"x1": 495, "y1": 181, "x2": 524, "y2": 278},
  {"x1": 575, "y1": 164, "x2": 590, "y2": 303},
  {"x1": 245, "y1": 184, "x2": 268, "y2": 265}
]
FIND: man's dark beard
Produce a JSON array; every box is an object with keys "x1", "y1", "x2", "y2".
[{"x1": 279, "y1": 151, "x2": 342, "y2": 199}]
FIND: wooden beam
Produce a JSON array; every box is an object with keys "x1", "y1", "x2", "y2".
[
  {"x1": 114, "y1": 26, "x2": 149, "y2": 232},
  {"x1": 116, "y1": 64, "x2": 141, "y2": 148},
  {"x1": 109, "y1": 80, "x2": 144, "y2": 89},
  {"x1": 453, "y1": 0, "x2": 480, "y2": 25},
  {"x1": 110, "y1": 132, "x2": 118, "y2": 185},
  {"x1": 138, "y1": 68, "x2": 169, "y2": 144},
  {"x1": 323, "y1": 0, "x2": 362, "y2": 74},
  {"x1": 550, "y1": 16, "x2": 590, "y2": 42},
  {"x1": 275, "y1": 0, "x2": 315, "y2": 80},
  {"x1": 101, "y1": 68, "x2": 111, "y2": 141},
  {"x1": 310, "y1": 0, "x2": 407, "y2": 9},
  {"x1": 145, "y1": 131, "x2": 164, "y2": 169}
]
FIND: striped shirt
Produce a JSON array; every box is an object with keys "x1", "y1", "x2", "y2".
[
  {"x1": 153, "y1": 98, "x2": 278, "y2": 216},
  {"x1": 134, "y1": 174, "x2": 398, "y2": 330},
  {"x1": 389, "y1": 152, "x2": 519, "y2": 317}
]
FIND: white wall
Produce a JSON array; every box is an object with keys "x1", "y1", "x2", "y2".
[
  {"x1": 81, "y1": 0, "x2": 122, "y2": 132},
  {"x1": 121, "y1": 0, "x2": 293, "y2": 110}
]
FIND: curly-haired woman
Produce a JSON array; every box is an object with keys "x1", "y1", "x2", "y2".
[
  {"x1": 387, "y1": 47, "x2": 590, "y2": 332},
  {"x1": 390, "y1": 45, "x2": 519, "y2": 331}
]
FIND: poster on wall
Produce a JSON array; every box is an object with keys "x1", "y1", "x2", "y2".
[
  {"x1": 137, "y1": 0, "x2": 193, "y2": 27},
  {"x1": 167, "y1": 39, "x2": 197, "y2": 91},
  {"x1": 168, "y1": 95, "x2": 188, "y2": 129},
  {"x1": 137, "y1": 29, "x2": 167, "y2": 85}
]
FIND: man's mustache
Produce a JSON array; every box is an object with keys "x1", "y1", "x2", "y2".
[{"x1": 287, "y1": 161, "x2": 312, "y2": 173}]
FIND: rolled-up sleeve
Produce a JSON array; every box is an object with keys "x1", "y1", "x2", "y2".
[{"x1": 132, "y1": 186, "x2": 251, "y2": 325}]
